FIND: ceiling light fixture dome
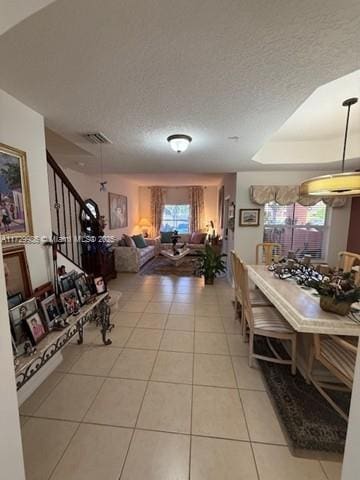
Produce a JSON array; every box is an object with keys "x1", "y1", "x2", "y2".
[
  {"x1": 167, "y1": 134, "x2": 192, "y2": 153},
  {"x1": 300, "y1": 97, "x2": 360, "y2": 197}
]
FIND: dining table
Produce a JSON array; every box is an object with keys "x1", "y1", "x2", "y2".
[
  {"x1": 247, "y1": 264, "x2": 360, "y2": 336},
  {"x1": 247, "y1": 264, "x2": 360, "y2": 377}
]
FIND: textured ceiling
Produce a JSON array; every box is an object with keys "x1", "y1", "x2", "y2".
[
  {"x1": 0, "y1": 0, "x2": 55, "y2": 35},
  {"x1": 0, "y1": 0, "x2": 360, "y2": 173}
]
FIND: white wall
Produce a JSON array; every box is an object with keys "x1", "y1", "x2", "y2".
[
  {"x1": 0, "y1": 89, "x2": 53, "y2": 288},
  {"x1": 138, "y1": 185, "x2": 218, "y2": 231},
  {"x1": 234, "y1": 170, "x2": 351, "y2": 266},
  {"x1": 63, "y1": 168, "x2": 139, "y2": 239},
  {"x1": 0, "y1": 244, "x2": 25, "y2": 478}
]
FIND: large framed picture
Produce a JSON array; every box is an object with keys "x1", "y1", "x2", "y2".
[
  {"x1": 3, "y1": 245, "x2": 32, "y2": 299},
  {"x1": 239, "y1": 208, "x2": 260, "y2": 227},
  {"x1": 109, "y1": 192, "x2": 128, "y2": 229},
  {"x1": 0, "y1": 143, "x2": 33, "y2": 238}
]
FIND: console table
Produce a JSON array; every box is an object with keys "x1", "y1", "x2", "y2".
[{"x1": 15, "y1": 293, "x2": 113, "y2": 391}]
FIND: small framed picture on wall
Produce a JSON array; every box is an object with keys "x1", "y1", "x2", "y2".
[{"x1": 239, "y1": 208, "x2": 260, "y2": 227}]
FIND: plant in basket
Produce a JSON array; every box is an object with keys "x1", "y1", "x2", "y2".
[{"x1": 309, "y1": 271, "x2": 360, "y2": 316}]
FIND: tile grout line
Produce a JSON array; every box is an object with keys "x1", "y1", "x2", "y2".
[
  {"x1": 46, "y1": 373, "x2": 107, "y2": 480},
  {"x1": 223, "y1": 311, "x2": 261, "y2": 480},
  {"x1": 188, "y1": 305, "x2": 196, "y2": 480},
  {"x1": 117, "y1": 311, "x2": 169, "y2": 480}
]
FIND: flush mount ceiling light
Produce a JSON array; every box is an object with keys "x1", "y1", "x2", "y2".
[
  {"x1": 167, "y1": 134, "x2": 192, "y2": 153},
  {"x1": 300, "y1": 97, "x2": 360, "y2": 197}
]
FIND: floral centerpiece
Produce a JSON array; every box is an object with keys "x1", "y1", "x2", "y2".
[{"x1": 309, "y1": 271, "x2": 360, "y2": 316}]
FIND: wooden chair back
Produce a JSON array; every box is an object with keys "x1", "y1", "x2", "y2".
[
  {"x1": 256, "y1": 243, "x2": 281, "y2": 265},
  {"x1": 338, "y1": 251, "x2": 360, "y2": 272},
  {"x1": 238, "y1": 260, "x2": 254, "y2": 330},
  {"x1": 230, "y1": 250, "x2": 242, "y2": 298}
]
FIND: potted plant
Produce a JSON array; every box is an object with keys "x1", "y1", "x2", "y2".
[
  {"x1": 309, "y1": 271, "x2": 360, "y2": 316},
  {"x1": 196, "y1": 244, "x2": 227, "y2": 285}
]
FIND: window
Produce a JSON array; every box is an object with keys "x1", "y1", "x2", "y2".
[
  {"x1": 263, "y1": 201, "x2": 327, "y2": 259},
  {"x1": 161, "y1": 204, "x2": 190, "y2": 233}
]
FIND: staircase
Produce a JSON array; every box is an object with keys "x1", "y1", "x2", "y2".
[{"x1": 46, "y1": 150, "x2": 99, "y2": 270}]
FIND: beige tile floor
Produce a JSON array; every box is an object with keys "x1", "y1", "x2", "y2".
[{"x1": 19, "y1": 273, "x2": 343, "y2": 480}]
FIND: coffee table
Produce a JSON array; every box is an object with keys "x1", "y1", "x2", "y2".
[{"x1": 160, "y1": 248, "x2": 191, "y2": 267}]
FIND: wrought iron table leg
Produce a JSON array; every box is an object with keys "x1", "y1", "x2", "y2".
[
  {"x1": 77, "y1": 321, "x2": 84, "y2": 344},
  {"x1": 99, "y1": 301, "x2": 114, "y2": 345}
]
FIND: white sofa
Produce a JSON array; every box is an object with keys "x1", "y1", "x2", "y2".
[{"x1": 113, "y1": 238, "x2": 157, "y2": 273}]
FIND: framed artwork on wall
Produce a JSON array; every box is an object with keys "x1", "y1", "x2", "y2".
[
  {"x1": 239, "y1": 208, "x2": 260, "y2": 227},
  {"x1": 108, "y1": 192, "x2": 128, "y2": 229},
  {"x1": 3, "y1": 245, "x2": 32, "y2": 299},
  {"x1": 0, "y1": 143, "x2": 33, "y2": 238},
  {"x1": 218, "y1": 186, "x2": 224, "y2": 229}
]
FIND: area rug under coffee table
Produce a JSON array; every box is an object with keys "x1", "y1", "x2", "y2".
[
  {"x1": 255, "y1": 338, "x2": 350, "y2": 459},
  {"x1": 141, "y1": 255, "x2": 199, "y2": 276}
]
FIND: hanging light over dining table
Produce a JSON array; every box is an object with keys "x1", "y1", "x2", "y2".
[{"x1": 299, "y1": 97, "x2": 360, "y2": 197}]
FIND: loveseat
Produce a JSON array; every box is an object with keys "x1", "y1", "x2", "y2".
[
  {"x1": 113, "y1": 237, "x2": 157, "y2": 273},
  {"x1": 159, "y1": 232, "x2": 207, "y2": 253}
]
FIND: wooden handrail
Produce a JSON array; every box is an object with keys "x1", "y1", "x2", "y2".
[{"x1": 46, "y1": 150, "x2": 99, "y2": 226}]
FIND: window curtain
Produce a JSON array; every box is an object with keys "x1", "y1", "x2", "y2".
[
  {"x1": 150, "y1": 186, "x2": 164, "y2": 237},
  {"x1": 249, "y1": 185, "x2": 347, "y2": 208},
  {"x1": 189, "y1": 186, "x2": 205, "y2": 232}
]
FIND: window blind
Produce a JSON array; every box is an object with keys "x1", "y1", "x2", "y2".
[{"x1": 263, "y1": 201, "x2": 327, "y2": 259}]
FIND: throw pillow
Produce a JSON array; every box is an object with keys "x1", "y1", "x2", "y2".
[
  {"x1": 160, "y1": 231, "x2": 173, "y2": 243},
  {"x1": 123, "y1": 234, "x2": 136, "y2": 247},
  {"x1": 191, "y1": 232, "x2": 207, "y2": 244},
  {"x1": 132, "y1": 234, "x2": 147, "y2": 249}
]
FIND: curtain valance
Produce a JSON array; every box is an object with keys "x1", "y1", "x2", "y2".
[{"x1": 249, "y1": 185, "x2": 347, "y2": 208}]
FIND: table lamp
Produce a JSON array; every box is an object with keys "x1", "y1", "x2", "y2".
[{"x1": 138, "y1": 218, "x2": 151, "y2": 237}]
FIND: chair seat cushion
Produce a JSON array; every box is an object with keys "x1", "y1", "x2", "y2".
[
  {"x1": 321, "y1": 338, "x2": 356, "y2": 382},
  {"x1": 253, "y1": 306, "x2": 294, "y2": 333}
]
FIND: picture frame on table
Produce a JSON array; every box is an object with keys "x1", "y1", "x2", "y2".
[
  {"x1": 94, "y1": 276, "x2": 107, "y2": 295},
  {"x1": 41, "y1": 293, "x2": 62, "y2": 330},
  {"x1": 0, "y1": 143, "x2": 33, "y2": 239},
  {"x1": 9, "y1": 297, "x2": 38, "y2": 323},
  {"x1": 9, "y1": 297, "x2": 38, "y2": 352},
  {"x1": 74, "y1": 273, "x2": 92, "y2": 305},
  {"x1": 24, "y1": 312, "x2": 47, "y2": 345},
  {"x1": 3, "y1": 245, "x2": 32, "y2": 300},
  {"x1": 7, "y1": 292, "x2": 23, "y2": 309},
  {"x1": 33, "y1": 281, "x2": 54, "y2": 303},
  {"x1": 59, "y1": 270, "x2": 77, "y2": 292},
  {"x1": 60, "y1": 288, "x2": 80, "y2": 316},
  {"x1": 239, "y1": 208, "x2": 260, "y2": 227}
]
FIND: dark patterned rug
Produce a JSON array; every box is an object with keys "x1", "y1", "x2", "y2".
[
  {"x1": 140, "y1": 255, "x2": 199, "y2": 276},
  {"x1": 255, "y1": 338, "x2": 350, "y2": 459}
]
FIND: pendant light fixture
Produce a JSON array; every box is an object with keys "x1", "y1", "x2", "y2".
[
  {"x1": 98, "y1": 143, "x2": 108, "y2": 192},
  {"x1": 300, "y1": 97, "x2": 360, "y2": 197},
  {"x1": 167, "y1": 134, "x2": 192, "y2": 153}
]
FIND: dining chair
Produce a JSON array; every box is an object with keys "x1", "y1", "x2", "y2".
[
  {"x1": 338, "y1": 251, "x2": 360, "y2": 285},
  {"x1": 307, "y1": 334, "x2": 357, "y2": 420},
  {"x1": 239, "y1": 260, "x2": 297, "y2": 374},
  {"x1": 230, "y1": 251, "x2": 271, "y2": 333},
  {"x1": 256, "y1": 243, "x2": 282, "y2": 265}
]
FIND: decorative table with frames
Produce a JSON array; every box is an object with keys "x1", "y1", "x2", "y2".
[{"x1": 15, "y1": 293, "x2": 113, "y2": 391}]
